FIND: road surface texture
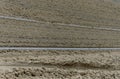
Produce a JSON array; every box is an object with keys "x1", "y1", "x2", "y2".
[
  {"x1": 1, "y1": 15, "x2": 120, "y2": 48},
  {"x1": 0, "y1": 15, "x2": 119, "y2": 79},
  {"x1": 0, "y1": 50, "x2": 119, "y2": 79},
  {"x1": 0, "y1": 0, "x2": 120, "y2": 78}
]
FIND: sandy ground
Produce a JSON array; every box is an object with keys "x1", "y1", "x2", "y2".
[
  {"x1": 0, "y1": 18, "x2": 120, "y2": 47},
  {"x1": 0, "y1": 0, "x2": 120, "y2": 79},
  {"x1": 0, "y1": 0, "x2": 120, "y2": 47},
  {"x1": 0, "y1": 50, "x2": 119, "y2": 79},
  {"x1": 1, "y1": 0, "x2": 120, "y2": 27}
]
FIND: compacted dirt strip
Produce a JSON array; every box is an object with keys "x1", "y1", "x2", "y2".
[{"x1": 0, "y1": 47, "x2": 120, "y2": 50}]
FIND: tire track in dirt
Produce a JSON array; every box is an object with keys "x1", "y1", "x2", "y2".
[
  {"x1": 0, "y1": 47, "x2": 120, "y2": 50},
  {"x1": 0, "y1": 62, "x2": 118, "y2": 71},
  {"x1": 0, "y1": 15, "x2": 120, "y2": 32},
  {"x1": 0, "y1": 15, "x2": 39, "y2": 22},
  {"x1": 0, "y1": 65, "x2": 113, "y2": 72}
]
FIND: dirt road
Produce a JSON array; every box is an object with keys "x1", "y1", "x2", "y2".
[
  {"x1": 0, "y1": 47, "x2": 119, "y2": 50},
  {"x1": 0, "y1": 15, "x2": 120, "y2": 79}
]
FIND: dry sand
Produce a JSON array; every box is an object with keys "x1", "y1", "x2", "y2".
[
  {"x1": 0, "y1": 0, "x2": 120, "y2": 79},
  {"x1": 0, "y1": 18, "x2": 120, "y2": 47},
  {"x1": 0, "y1": 50, "x2": 119, "y2": 79},
  {"x1": 0, "y1": 0, "x2": 120, "y2": 47},
  {"x1": 1, "y1": 0, "x2": 120, "y2": 27}
]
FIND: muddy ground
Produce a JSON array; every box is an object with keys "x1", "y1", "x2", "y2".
[{"x1": 0, "y1": 50, "x2": 119, "y2": 79}]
